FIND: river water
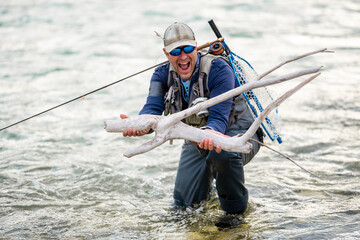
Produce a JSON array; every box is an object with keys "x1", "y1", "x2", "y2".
[{"x1": 1, "y1": 0, "x2": 359, "y2": 239}]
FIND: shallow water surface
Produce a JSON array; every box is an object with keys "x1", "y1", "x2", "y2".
[{"x1": 1, "y1": 0, "x2": 359, "y2": 239}]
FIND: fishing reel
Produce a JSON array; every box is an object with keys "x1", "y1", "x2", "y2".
[{"x1": 209, "y1": 40, "x2": 225, "y2": 55}]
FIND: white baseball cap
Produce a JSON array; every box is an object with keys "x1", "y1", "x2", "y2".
[{"x1": 163, "y1": 22, "x2": 196, "y2": 53}]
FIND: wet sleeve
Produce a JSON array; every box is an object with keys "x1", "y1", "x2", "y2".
[
  {"x1": 205, "y1": 59, "x2": 235, "y2": 134},
  {"x1": 139, "y1": 65, "x2": 169, "y2": 115}
]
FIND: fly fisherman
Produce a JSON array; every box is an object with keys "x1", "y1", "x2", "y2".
[{"x1": 121, "y1": 22, "x2": 262, "y2": 226}]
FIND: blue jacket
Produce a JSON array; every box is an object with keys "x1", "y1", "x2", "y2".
[{"x1": 139, "y1": 53, "x2": 235, "y2": 134}]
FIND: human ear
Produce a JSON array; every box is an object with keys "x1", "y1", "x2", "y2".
[{"x1": 163, "y1": 48, "x2": 168, "y2": 55}]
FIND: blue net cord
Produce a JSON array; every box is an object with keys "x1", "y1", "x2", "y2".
[{"x1": 227, "y1": 50, "x2": 282, "y2": 143}]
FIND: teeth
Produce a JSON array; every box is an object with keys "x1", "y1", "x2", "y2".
[{"x1": 179, "y1": 62, "x2": 189, "y2": 70}]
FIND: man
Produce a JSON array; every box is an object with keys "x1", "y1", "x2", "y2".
[{"x1": 121, "y1": 22, "x2": 261, "y2": 217}]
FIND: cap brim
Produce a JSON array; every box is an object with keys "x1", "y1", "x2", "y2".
[{"x1": 164, "y1": 40, "x2": 197, "y2": 53}]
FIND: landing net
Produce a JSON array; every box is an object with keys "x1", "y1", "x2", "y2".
[{"x1": 228, "y1": 47, "x2": 282, "y2": 143}]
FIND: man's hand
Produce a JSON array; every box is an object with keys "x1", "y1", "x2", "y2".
[
  {"x1": 198, "y1": 129, "x2": 230, "y2": 153},
  {"x1": 120, "y1": 114, "x2": 150, "y2": 137}
]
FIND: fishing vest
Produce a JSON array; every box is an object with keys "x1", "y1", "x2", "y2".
[{"x1": 163, "y1": 54, "x2": 249, "y2": 129}]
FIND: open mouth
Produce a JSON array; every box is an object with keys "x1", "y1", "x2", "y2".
[{"x1": 178, "y1": 62, "x2": 190, "y2": 72}]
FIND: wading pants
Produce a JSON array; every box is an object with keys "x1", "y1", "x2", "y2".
[{"x1": 173, "y1": 126, "x2": 261, "y2": 214}]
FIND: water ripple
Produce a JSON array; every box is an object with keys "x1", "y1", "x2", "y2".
[{"x1": 1, "y1": 0, "x2": 360, "y2": 239}]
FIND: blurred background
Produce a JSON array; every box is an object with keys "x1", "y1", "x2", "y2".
[{"x1": 1, "y1": 0, "x2": 359, "y2": 239}]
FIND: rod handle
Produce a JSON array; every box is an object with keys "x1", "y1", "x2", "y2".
[{"x1": 197, "y1": 37, "x2": 224, "y2": 50}]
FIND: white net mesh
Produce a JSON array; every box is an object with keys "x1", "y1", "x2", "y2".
[{"x1": 230, "y1": 53, "x2": 282, "y2": 143}]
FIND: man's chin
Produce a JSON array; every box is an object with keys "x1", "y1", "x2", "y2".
[
  {"x1": 178, "y1": 69, "x2": 192, "y2": 79},
  {"x1": 180, "y1": 73, "x2": 191, "y2": 80}
]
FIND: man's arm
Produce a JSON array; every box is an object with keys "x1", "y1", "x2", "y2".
[
  {"x1": 197, "y1": 58, "x2": 235, "y2": 152},
  {"x1": 139, "y1": 64, "x2": 169, "y2": 115},
  {"x1": 204, "y1": 58, "x2": 235, "y2": 134},
  {"x1": 122, "y1": 64, "x2": 169, "y2": 138}
]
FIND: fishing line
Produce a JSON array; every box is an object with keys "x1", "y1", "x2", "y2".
[
  {"x1": 236, "y1": 133, "x2": 322, "y2": 179},
  {"x1": 0, "y1": 61, "x2": 167, "y2": 132},
  {"x1": 0, "y1": 38, "x2": 223, "y2": 132}
]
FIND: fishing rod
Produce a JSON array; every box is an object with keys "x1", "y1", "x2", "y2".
[
  {"x1": 0, "y1": 38, "x2": 224, "y2": 132},
  {"x1": 208, "y1": 19, "x2": 325, "y2": 178},
  {"x1": 208, "y1": 19, "x2": 283, "y2": 143}
]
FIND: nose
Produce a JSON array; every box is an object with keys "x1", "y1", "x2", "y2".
[{"x1": 178, "y1": 50, "x2": 188, "y2": 59}]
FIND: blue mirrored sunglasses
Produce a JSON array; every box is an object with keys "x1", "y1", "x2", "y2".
[{"x1": 169, "y1": 46, "x2": 195, "y2": 56}]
